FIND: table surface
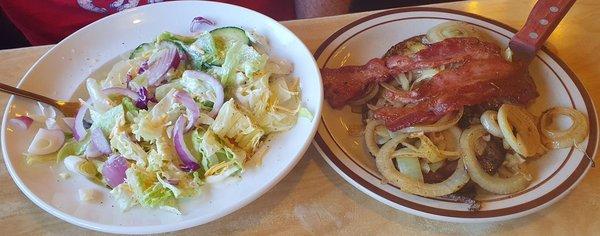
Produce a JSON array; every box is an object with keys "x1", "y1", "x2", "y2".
[{"x1": 2, "y1": 0, "x2": 600, "y2": 235}]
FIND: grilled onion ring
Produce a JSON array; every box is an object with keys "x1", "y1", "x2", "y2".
[
  {"x1": 376, "y1": 135, "x2": 470, "y2": 197},
  {"x1": 497, "y1": 104, "x2": 543, "y2": 157},
  {"x1": 399, "y1": 108, "x2": 463, "y2": 133},
  {"x1": 540, "y1": 107, "x2": 589, "y2": 149},
  {"x1": 365, "y1": 120, "x2": 384, "y2": 156},
  {"x1": 480, "y1": 110, "x2": 503, "y2": 138},
  {"x1": 461, "y1": 125, "x2": 530, "y2": 194}
]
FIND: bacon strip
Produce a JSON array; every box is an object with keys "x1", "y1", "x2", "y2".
[
  {"x1": 385, "y1": 37, "x2": 502, "y2": 72},
  {"x1": 322, "y1": 38, "x2": 503, "y2": 107},
  {"x1": 322, "y1": 58, "x2": 391, "y2": 108},
  {"x1": 321, "y1": 37, "x2": 538, "y2": 131},
  {"x1": 375, "y1": 58, "x2": 538, "y2": 131}
]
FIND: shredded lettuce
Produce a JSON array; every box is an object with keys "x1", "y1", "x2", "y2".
[
  {"x1": 110, "y1": 183, "x2": 138, "y2": 210},
  {"x1": 124, "y1": 166, "x2": 179, "y2": 212},
  {"x1": 298, "y1": 107, "x2": 313, "y2": 121},
  {"x1": 111, "y1": 131, "x2": 147, "y2": 166},
  {"x1": 211, "y1": 99, "x2": 264, "y2": 153},
  {"x1": 45, "y1": 29, "x2": 303, "y2": 214},
  {"x1": 56, "y1": 135, "x2": 90, "y2": 162},
  {"x1": 132, "y1": 90, "x2": 182, "y2": 141},
  {"x1": 91, "y1": 104, "x2": 125, "y2": 136}
]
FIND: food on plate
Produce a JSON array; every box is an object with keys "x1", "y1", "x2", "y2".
[
  {"x1": 321, "y1": 21, "x2": 589, "y2": 209},
  {"x1": 14, "y1": 17, "x2": 310, "y2": 213}
]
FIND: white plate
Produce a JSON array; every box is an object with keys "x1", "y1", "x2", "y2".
[
  {"x1": 1, "y1": 1, "x2": 322, "y2": 234},
  {"x1": 313, "y1": 8, "x2": 598, "y2": 223}
]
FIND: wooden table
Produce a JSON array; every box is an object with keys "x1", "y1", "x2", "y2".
[{"x1": 1, "y1": 0, "x2": 599, "y2": 234}]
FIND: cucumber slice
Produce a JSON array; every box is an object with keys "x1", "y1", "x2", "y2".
[
  {"x1": 209, "y1": 27, "x2": 251, "y2": 66},
  {"x1": 210, "y1": 27, "x2": 250, "y2": 46},
  {"x1": 129, "y1": 43, "x2": 154, "y2": 59}
]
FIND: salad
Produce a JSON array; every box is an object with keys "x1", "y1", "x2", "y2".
[{"x1": 12, "y1": 17, "x2": 310, "y2": 213}]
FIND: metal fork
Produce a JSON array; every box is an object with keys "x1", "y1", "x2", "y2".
[{"x1": 0, "y1": 82, "x2": 81, "y2": 117}]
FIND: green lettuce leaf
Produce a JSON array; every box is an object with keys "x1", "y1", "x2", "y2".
[
  {"x1": 91, "y1": 104, "x2": 125, "y2": 136},
  {"x1": 56, "y1": 135, "x2": 90, "y2": 162},
  {"x1": 111, "y1": 131, "x2": 147, "y2": 166},
  {"x1": 125, "y1": 166, "x2": 178, "y2": 212}
]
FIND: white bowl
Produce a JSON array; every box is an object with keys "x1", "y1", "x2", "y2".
[{"x1": 1, "y1": 1, "x2": 322, "y2": 234}]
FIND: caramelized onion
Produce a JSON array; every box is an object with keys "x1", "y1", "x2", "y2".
[
  {"x1": 460, "y1": 125, "x2": 530, "y2": 194},
  {"x1": 399, "y1": 108, "x2": 463, "y2": 133},
  {"x1": 540, "y1": 107, "x2": 589, "y2": 149},
  {"x1": 376, "y1": 135, "x2": 469, "y2": 197},
  {"x1": 497, "y1": 104, "x2": 543, "y2": 157},
  {"x1": 480, "y1": 110, "x2": 503, "y2": 137},
  {"x1": 365, "y1": 120, "x2": 383, "y2": 156}
]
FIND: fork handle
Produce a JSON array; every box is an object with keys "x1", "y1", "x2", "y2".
[
  {"x1": 0, "y1": 82, "x2": 61, "y2": 108},
  {"x1": 510, "y1": 0, "x2": 576, "y2": 53}
]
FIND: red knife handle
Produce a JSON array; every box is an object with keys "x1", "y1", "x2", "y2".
[{"x1": 511, "y1": 0, "x2": 575, "y2": 52}]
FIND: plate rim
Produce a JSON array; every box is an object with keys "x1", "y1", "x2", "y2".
[
  {"x1": 313, "y1": 7, "x2": 599, "y2": 222},
  {"x1": 1, "y1": 1, "x2": 322, "y2": 234}
]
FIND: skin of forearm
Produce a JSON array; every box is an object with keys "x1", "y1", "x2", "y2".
[{"x1": 295, "y1": 0, "x2": 352, "y2": 19}]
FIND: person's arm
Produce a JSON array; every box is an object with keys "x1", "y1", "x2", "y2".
[{"x1": 294, "y1": 0, "x2": 352, "y2": 19}]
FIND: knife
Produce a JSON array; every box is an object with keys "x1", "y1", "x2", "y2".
[{"x1": 508, "y1": 0, "x2": 576, "y2": 65}]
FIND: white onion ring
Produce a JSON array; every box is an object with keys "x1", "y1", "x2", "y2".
[
  {"x1": 540, "y1": 107, "x2": 589, "y2": 149},
  {"x1": 348, "y1": 83, "x2": 380, "y2": 106},
  {"x1": 376, "y1": 135, "x2": 470, "y2": 197},
  {"x1": 497, "y1": 104, "x2": 543, "y2": 157},
  {"x1": 398, "y1": 108, "x2": 463, "y2": 133},
  {"x1": 181, "y1": 70, "x2": 224, "y2": 117},
  {"x1": 480, "y1": 110, "x2": 503, "y2": 138},
  {"x1": 73, "y1": 99, "x2": 90, "y2": 141},
  {"x1": 27, "y1": 128, "x2": 65, "y2": 155},
  {"x1": 460, "y1": 125, "x2": 530, "y2": 194}
]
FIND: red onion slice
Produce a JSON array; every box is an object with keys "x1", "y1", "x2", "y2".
[
  {"x1": 174, "y1": 90, "x2": 200, "y2": 131},
  {"x1": 102, "y1": 155, "x2": 129, "y2": 188},
  {"x1": 102, "y1": 87, "x2": 140, "y2": 101},
  {"x1": 189, "y1": 16, "x2": 215, "y2": 33},
  {"x1": 144, "y1": 44, "x2": 178, "y2": 86},
  {"x1": 73, "y1": 99, "x2": 91, "y2": 141},
  {"x1": 84, "y1": 141, "x2": 103, "y2": 158},
  {"x1": 135, "y1": 87, "x2": 156, "y2": 109},
  {"x1": 173, "y1": 116, "x2": 200, "y2": 172},
  {"x1": 182, "y1": 70, "x2": 224, "y2": 117},
  {"x1": 90, "y1": 127, "x2": 112, "y2": 155},
  {"x1": 9, "y1": 115, "x2": 34, "y2": 130}
]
